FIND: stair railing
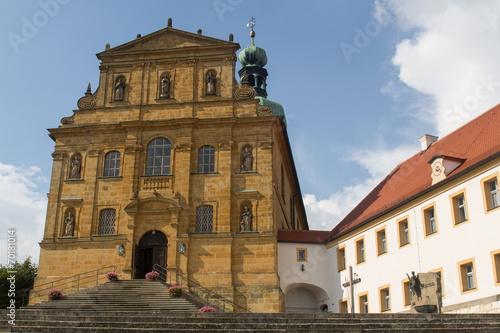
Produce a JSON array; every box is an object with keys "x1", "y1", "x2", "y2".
[
  {"x1": 10, "y1": 265, "x2": 117, "y2": 307},
  {"x1": 153, "y1": 264, "x2": 250, "y2": 313}
]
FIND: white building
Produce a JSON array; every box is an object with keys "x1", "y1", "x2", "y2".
[{"x1": 278, "y1": 103, "x2": 500, "y2": 314}]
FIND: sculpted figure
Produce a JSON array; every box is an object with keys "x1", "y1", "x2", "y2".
[
  {"x1": 240, "y1": 147, "x2": 253, "y2": 172},
  {"x1": 160, "y1": 76, "x2": 170, "y2": 98},
  {"x1": 64, "y1": 212, "x2": 75, "y2": 237},
  {"x1": 206, "y1": 72, "x2": 216, "y2": 95},
  {"x1": 240, "y1": 206, "x2": 252, "y2": 232},
  {"x1": 115, "y1": 77, "x2": 126, "y2": 100},
  {"x1": 406, "y1": 271, "x2": 422, "y2": 300},
  {"x1": 70, "y1": 156, "x2": 81, "y2": 179}
]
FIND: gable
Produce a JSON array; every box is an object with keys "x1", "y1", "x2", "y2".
[{"x1": 98, "y1": 27, "x2": 238, "y2": 55}]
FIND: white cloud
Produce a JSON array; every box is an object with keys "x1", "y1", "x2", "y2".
[
  {"x1": 0, "y1": 163, "x2": 47, "y2": 265},
  {"x1": 305, "y1": 145, "x2": 416, "y2": 230},
  {"x1": 378, "y1": 0, "x2": 500, "y2": 136}
]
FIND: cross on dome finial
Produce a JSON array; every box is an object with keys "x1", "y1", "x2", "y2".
[{"x1": 247, "y1": 17, "x2": 256, "y2": 44}]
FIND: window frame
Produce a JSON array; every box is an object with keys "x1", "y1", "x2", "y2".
[
  {"x1": 402, "y1": 279, "x2": 411, "y2": 308},
  {"x1": 358, "y1": 292, "x2": 369, "y2": 313},
  {"x1": 339, "y1": 298, "x2": 349, "y2": 314},
  {"x1": 97, "y1": 208, "x2": 117, "y2": 235},
  {"x1": 422, "y1": 203, "x2": 439, "y2": 238},
  {"x1": 481, "y1": 172, "x2": 500, "y2": 213},
  {"x1": 103, "y1": 150, "x2": 121, "y2": 178},
  {"x1": 337, "y1": 245, "x2": 346, "y2": 272},
  {"x1": 490, "y1": 249, "x2": 500, "y2": 286},
  {"x1": 297, "y1": 248, "x2": 308, "y2": 262},
  {"x1": 458, "y1": 258, "x2": 478, "y2": 294},
  {"x1": 195, "y1": 205, "x2": 214, "y2": 232},
  {"x1": 397, "y1": 216, "x2": 411, "y2": 248},
  {"x1": 145, "y1": 137, "x2": 172, "y2": 176},
  {"x1": 449, "y1": 189, "x2": 470, "y2": 227},
  {"x1": 429, "y1": 267, "x2": 445, "y2": 299},
  {"x1": 376, "y1": 226, "x2": 388, "y2": 257},
  {"x1": 355, "y1": 236, "x2": 366, "y2": 265},
  {"x1": 197, "y1": 145, "x2": 216, "y2": 173},
  {"x1": 378, "y1": 284, "x2": 391, "y2": 312}
]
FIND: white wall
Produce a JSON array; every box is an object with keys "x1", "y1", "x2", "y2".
[
  {"x1": 329, "y1": 165, "x2": 500, "y2": 313},
  {"x1": 278, "y1": 243, "x2": 332, "y2": 311}
]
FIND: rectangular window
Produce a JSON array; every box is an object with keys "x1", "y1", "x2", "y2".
[
  {"x1": 378, "y1": 285, "x2": 391, "y2": 312},
  {"x1": 297, "y1": 248, "x2": 307, "y2": 262},
  {"x1": 458, "y1": 258, "x2": 478, "y2": 294},
  {"x1": 481, "y1": 173, "x2": 500, "y2": 213},
  {"x1": 355, "y1": 237, "x2": 365, "y2": 264},
  {"x1": 491, "y1": 250, "x2": 500, "y2": 286},
  {"x1": 358, "y1": 293, "x2": 368, "y2": 313},
  {"x1": 450, "y1": 190, "x2": 469, "y2": 226},
  {"x1": 430, "y1": 268, "x2": 445, "y2": 298},
  {"x1": 397, "y1": 217, "x2": 410, "y2": 248},
  {"x1": 422, "y1": 203, "x2": 438, "y2": 237},
  {"x1": 195, "y1": 205, "x2": 214, "y2": 232},
  {"x1": 376, "y1": 227, "x2": 387, "y2": 256},
  {"x1": 339, "y1": 299, "x2": 349, "y2": 313},
  {"x1": 402, "y1": 280, "x2": 411, "y2": 307},
  {"x1": 337, "y1": 246, "x2": 346, "y2": 271}
]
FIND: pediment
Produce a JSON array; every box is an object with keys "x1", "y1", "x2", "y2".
[
  {"x1": 98, "y1": 27, "x2": 237, "y2": 55},
  {"x1": 125, "y1": 196, "x2": 182, "y2": 213}
]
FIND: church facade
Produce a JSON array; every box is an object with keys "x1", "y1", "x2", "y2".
[{"x1": 33, "y1": 21, "x2": 308, "y2": 312}]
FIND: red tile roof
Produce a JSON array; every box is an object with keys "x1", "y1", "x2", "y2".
[
  {"x1": 328, "y1": 103, "x2": 500, "y2": 241},
  {"x1": 277, "y1": 229, "x2": 330, "y2": 243}
]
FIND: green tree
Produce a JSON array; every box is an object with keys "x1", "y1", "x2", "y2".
[{"x1": 0, "y1": 257, "x2": 37, "y2": 308}]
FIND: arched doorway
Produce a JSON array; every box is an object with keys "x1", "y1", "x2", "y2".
[
  {"x1": 285, "y1": 287, "x2": 318, "y2": 313},
  {"x1": 134, "y1": 231, "x2": 168, "y2": 279}
]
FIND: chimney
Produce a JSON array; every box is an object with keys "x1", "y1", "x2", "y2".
[{"x1": 419, "y1": 134, "x2": 439, "y2": 151}]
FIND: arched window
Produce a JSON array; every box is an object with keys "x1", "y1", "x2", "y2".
[
  {"x1": 146, "y1": 138, "x2": 171, "y2": 175},
  {"x1": 197, "y1": 145, "x2": 215, "y2": 173},
  {"x1": 195, "y1": 205, "x2": 213, "y2": 232},
  {"x1": 103, "y1": 151, "x2": 121, "y2": 177},
  {"x1": 98, "y1": 209, "x2": 116, "y2": 235}
]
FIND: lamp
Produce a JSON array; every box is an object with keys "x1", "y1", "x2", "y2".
[
  {"x1": 301, "y1": 264, "x2": 305, "y2": 272},
  {"x1": 118, "y1": 244, "x2": 125, "y2": 256}
]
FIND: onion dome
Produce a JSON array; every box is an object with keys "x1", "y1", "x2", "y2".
[{"x1": 238, "y1": 33, "x2": 268, "y2": 67}]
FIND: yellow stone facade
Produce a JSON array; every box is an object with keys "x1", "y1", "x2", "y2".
[{"x1": 33, "y1": 25, "x2": 308, "y2": 312}]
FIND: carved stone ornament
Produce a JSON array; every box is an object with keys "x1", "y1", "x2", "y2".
[
  {"x1": 224, "y1": 55, "x2": 237, "y2": 63},
  {"x1": 51, "y1": 151, "x2": 66, "y2": 160},
  {"x1": 258, "y1": 141, "x2": 273, "y2": 150},
  {"x1": 257, "y1": 105, "x2": 272, "y2": 116},
  {"x1": 69, "y1": 155, "x2": 82, "y2": 179},
  {"x1": 240, "y1": 206, "x2": 253, "y2": 232},
  {"x1": 240, "y1": 147, "x2": 253, "y2": 172},
  {"x1": 124, "y1": 145, "x2": 143, "y2": 154},
  {"x1": 99, "y1": 65, "x2": 110, "y2": 72},
  {"x1": 64, "y1": 211, "x2": 75, "y2": 237},
  {"x1": 174, "y1": 141, "x2": 193, "y2": 151},
  {"x1": 218, "y1": 141, "x2": 233, "y2": 151},
  {"x1": 77, "y1": 96, "x2": 96, "y2": 110},
  {"x1": 180, "y1": 59, "x2": 197, "y2": 67},
  {"x1": 61, "y1": 116, "x2": 74, "y2": 125},
  {"x1": 234, "y1": 84, "x2": 255, "y2": 100},
  {"x1": 87, "y1": 147, "x2": 103, "y2": 157}
]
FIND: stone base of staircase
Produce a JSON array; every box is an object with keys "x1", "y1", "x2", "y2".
[{"x1": 2, "y1": 310, "x2": 500, "y2": 332}]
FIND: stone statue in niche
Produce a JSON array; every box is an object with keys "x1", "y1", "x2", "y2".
[
  {"x1": 70, "y1": 156, "x2": 81, "y2": 179},
  {"x1": 160, "y1": 75, "x2": 170, "y2": 98},
  {"x1": 240, "y1": 147, "x2": 253, "y2": 172},
  {"x1": 114, "y1": 77, "x2": 126, "y2": 101},
  {"x1": 240, "y1": 206, "x2": 253, "y2": 232},
  {"x1": 206, "y1": 72, "x2": 216, "y2": 95},
  {"x1": 64, "y1": 212, "x2": 75, "y2": 237}
]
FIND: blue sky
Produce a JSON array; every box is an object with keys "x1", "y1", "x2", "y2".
[{"x1": 1, "y1": 0, "x2": 500, "y2": 263}]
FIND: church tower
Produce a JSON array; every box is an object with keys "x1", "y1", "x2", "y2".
[{"x1": 33, "y1": 20, "x2": 308, "y2": 312}]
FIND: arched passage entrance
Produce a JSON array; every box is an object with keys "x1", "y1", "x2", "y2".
[
  {"x1": 284, "y1": 283, "x2": 330, "y2": 313},
  {"x1": 134, "y1": 231, "x2": 168, "y2": 279}
]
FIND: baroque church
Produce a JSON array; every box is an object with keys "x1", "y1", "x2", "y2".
[{"x1": 33, "y1": 20, "x2": 500, "y2": 314}]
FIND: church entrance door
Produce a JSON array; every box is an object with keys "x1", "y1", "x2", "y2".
[{"x1": 135, "y1": 231, "x2": 168, "y2": 279}]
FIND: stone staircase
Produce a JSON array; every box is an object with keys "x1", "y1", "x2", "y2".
[
  {"x1": 30, "y1": 279, "x2": 199, "y2": 311},
  {"x1": 1, "y1": 280, "x2": 499, "y2": 332},
  {"x1": 2, "y1": 311, "x2": 500, "y2": 332}
]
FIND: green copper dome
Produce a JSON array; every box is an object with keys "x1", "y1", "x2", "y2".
[
  {"x1": 256, "y1": 96, "x2": 287, "y2": 127},
  {"x1": 238, "y1": 41, "x2": 268, "y2": 67}
]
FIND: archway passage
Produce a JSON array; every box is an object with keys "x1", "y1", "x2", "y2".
[
  {"x1": 134, "y1": 231, "x2": 168, "y2": 279},
  {"x1": 285, "y1": 287, "x2": 319, "y2": 313}
]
